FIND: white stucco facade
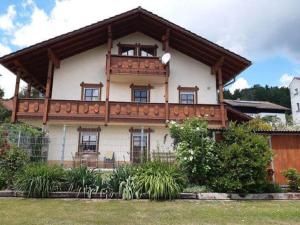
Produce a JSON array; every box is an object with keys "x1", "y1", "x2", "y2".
[
  {"x1": 46, "y1": 32, "x2": 218, "y2": 167},
  {"x1": 289, "y1": 78, "x2": 300, "y2": 125}
]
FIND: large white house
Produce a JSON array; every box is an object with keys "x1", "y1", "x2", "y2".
[
  {"x1": 289, "y1": 77, "x2": 300, "y2": 125},
  {"x1": 0, "y1": 7, "x2": 251, "y2": 168}
]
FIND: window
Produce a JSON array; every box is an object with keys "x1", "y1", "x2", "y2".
[
  {"x1": 78, "y1": 127, "x2": 100, "y2": 153},
  {"x1": 295, "y1": 88, "x2": 299, "y2": 96},
  {"x1": 118, "y1": 43, "x2": 157, "y2": 57},
  {"x1": 130, "y1": 128, "x2": 152, "y2": 164},
  {"x1": 131, "y1": 84, "x2": 151, "y2": 103},
  {"x1": 177, "y1": 86, "x2": 199, "y2": 104},
  {"x1": 180, "y1": 91, "x2": 195, "y2": 104},
  {"x1": 80, "y1": 82, "x2": 103, "y2": 101},
  {"x1": 297, "y1": 103, "x2": 300, "y2": 112}
]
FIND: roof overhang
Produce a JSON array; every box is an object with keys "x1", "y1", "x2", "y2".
[{"x1": 0, "y1": 7, "x2": 251, "y2": 92}]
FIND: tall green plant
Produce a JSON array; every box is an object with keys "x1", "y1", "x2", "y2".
[
  {"x1": 282, "y1": 168, "x2": 300, "y2": 191},
  {"x1": 15, "y1": 164, "x2": 65, "y2": 198},
  {"x1": 135, "y1": 161, "x2": 186, "y2": 200},
  {"x1": 169, "y1": 118, "x2": 217, "y2": 184}
]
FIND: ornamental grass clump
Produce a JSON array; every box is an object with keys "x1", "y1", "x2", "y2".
[
  {"x1": 15, "y1": 164, "x2": 65, "y2": 198},
  {"x1": 135, "y1": 161, "x2": 187, "y2": 200}
]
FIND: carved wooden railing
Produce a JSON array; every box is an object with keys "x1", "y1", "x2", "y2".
[
  {"x1": 110, "y1": 55, "x2": 167, "y2": 76},
  {"x1": 16, "y1": 99, "x2": 226, "y2": 126}
]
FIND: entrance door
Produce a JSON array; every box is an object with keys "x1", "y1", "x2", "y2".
[{"x1": 131, "y1": 132, "x2": 148, "y2": 164}]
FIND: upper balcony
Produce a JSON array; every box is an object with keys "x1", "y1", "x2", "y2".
[{"x1": 109, "y1": 55, "x2": 167, "y2": 84}]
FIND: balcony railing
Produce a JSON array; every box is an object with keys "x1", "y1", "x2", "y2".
[
  {"x1": 16, "y1": 99, "x2": 226, "y2": 127},
  {"x1": 109, "y1": 55, "x2": 167, "y2": 76}
]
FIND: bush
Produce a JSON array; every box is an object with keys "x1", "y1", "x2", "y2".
[
  {"x1": 211, "y1": 123, "x2": 273, "y2": 193},
  {"x1": 0, "y1": 146, "x2": 29, "y2": 186},
  {"x1": 0, "y1": 169, "x2": 8, "y2": 190},
  {"x1": 282, "y1": 168, "x2": 300, "y2": 191},
  {"x1": 169, "y1": 118, "x2": 217, "y2": 184},
  {"x1": 135, "y1": 161, "x2": 187, "y2": 200},
  {"x1": 15, "y1": 164, "x2": 65, "y2": 198},
  {"x1": 65, "y1": 166, "x2": 103, "y2": 198}
]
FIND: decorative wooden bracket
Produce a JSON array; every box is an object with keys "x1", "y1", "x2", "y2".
[
  {"x1": 211, "y1": 56, "x2": 224, "y2": 75},
  {"x1": 48, "y1": 48, "x2": 60, "y2": 69}
]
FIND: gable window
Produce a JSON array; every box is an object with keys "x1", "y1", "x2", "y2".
[
  {"x1": 297, "y1": 103, "x2": 300, "y2": 112},
  {"x1": 178, "y1": 86, "x2": 199, "y2": 104},
  {"x1": 139, "y1": 45, "x2": 157, "y2": 57},
  {"x1": 78, "y1": 127, "x2": 101, "y2": 153},
  {"x1": 118, "y1": 43, "x2": 157, "y2": 57},
  {"x1": 130, "y1": 84, "x2": 152, "y2": 103},
  {"x1": 118, "y1": 44, "x2": 136, "y2": 56},
  {"x1": 295, "y1": 88, "x2": 299, "y2": 96},
  {"x1": 80, "y1": 82, "x2": 103, "y2": 101}
]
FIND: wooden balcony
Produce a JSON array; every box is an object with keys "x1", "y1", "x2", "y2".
[
  {"x1": 109, "y1": 55, "x2": 167, "y2": 83},
  {"x1": 16, "y1": 99, "x2": 226, "y2": 127}
]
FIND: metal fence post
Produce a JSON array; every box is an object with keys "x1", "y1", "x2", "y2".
[
  {"x1": 61, "y1": 125, "x2": 66, "y2": 167},
  {"x1": 17, "y1": 130, "x2": 21, "y2": 148}
]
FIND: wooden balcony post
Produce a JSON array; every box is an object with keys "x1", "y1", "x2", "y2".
[
  {"x1": 11, "y1": 69, "x2": 21, "y2": 123},
  {"x1": 163, "y1": 29, "x2": 170, "y2": 123},
  {"x1": 217, "y1": 67, "x2": 226, "y2": 127},
  {"x1": 105, "y1": 25, "x2": 112, "y2": 125},
  {"x1": 26, "y1": 82, "x2": 31, "y2": 98},
  {"x1": 43, "y1": 59, "x2": 54, "y2": 124}
]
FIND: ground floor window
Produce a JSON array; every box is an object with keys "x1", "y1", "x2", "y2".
[
  {"x1": 130, "y1": 128, "x2": 152, "y2": 164},
  {"x1": 77, "y1": 127, "x2": 101, "y2": 153}
]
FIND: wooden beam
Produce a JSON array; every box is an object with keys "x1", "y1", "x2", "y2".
[
  {"x1": 11, "y1": 69, "x2": 21, "y2": 123},
  {"x1": 105, "y1": 25, "x2": 112, "y2": 125},
  {"x1": 26, "y1": 83, "x2": 31, "y2": 98},
  {"x1": 13, "y1": 60, "x2": 45, "y2": 90},
  {"x1": 42, "y1": 59, "x2": 54, "y2": 124},
  {"x1": 211, "y1": 56, "x2": 224, "y2": 75},
  {"x1": 48, "y1": 48, "x2": 60, "y2": 68},
  {"x1": 163, "y1": 28, "x2": 170, "y2": 123},
  {"x1": 217, "y1": 67, "x2": 226, "y2": 128}
]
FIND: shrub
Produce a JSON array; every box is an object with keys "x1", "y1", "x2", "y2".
[
  {"x1": 211, "y1": 123, "x2": 273, "y2": 193},
  {"x1": 282, "y1": 168, "x2": 300, "y2": 191},
  {"x1": 15, "y1": 164, "x2": 65, "y2": 198},
  {"x1": 119, "y1": 176, "x2": 140, "y2": 200},
  {"x1": 0, "y1": 146, "x2": 29, "y2": 186},
  {"x1": 0, "y1": 169, "x2": 7, "y2": 190},
  {"x1": 65, "y1": 166, "x2": 102, "y2": 198},
  {"x1": 169, "y1": 118, "x2": 217, "y2": 184},
  {"x1": 135, "y1": 161, "x2": 187, "y2": 200}
]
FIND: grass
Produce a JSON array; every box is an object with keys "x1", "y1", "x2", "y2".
[{"x1": 0, "y1": 199, "x2": 300, "y2": 225}]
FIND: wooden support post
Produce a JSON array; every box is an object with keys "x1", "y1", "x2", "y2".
[
  {"x1": 105, "y1": 25, "x2": 112, "y2": 125},
  {"x1": 26, "y1": 83, "x2": 31, "y2": 98},
  {"x1": 48, "y1": 48, "x2": 60, "y2": 69},
  {"x1": 217, "y1": 67, "x2": 226, "y2": 128},
  {"x1": 163, "y1": 29, "x2": 170, "y2": 123},
  {"x1": 11, "y1": 70, "x2": 21, "y2": 123},
  {"x1": 43, "y1": 59, "x2": 54, "y2": 124}
]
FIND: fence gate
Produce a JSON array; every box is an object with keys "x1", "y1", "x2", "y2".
[{"x1": 271, "y1": 134, "x2": 300, "y2": 184}]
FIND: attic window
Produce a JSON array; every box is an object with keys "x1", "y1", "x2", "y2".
[
  {"x1": 118, "y1": 44, "x2": 136, "y2": 56},
  {"x1": 118, "y1": 43, "x2": 157, "y2": 57}
]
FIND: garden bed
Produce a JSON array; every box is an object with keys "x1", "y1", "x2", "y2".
[{"x1": 1, "y1": 191, "x2": 300, "y2": 200}]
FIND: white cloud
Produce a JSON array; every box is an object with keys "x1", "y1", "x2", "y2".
[
  {"x1": 229, "y1": 77, "x2": 250, "y2": 94},
  {"x1": 279, "y1": 73, "x2": 294, "y2": 87},
  {"x1": 0, "y1": 43, "x2": 11, "y2": 57},
  {"x1": 0, "y1": 5, "x2": 16, "y2": 31}
]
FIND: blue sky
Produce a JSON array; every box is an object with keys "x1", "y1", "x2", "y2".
[{"x1": 0, "y1": 0, "x2": 300, "y2": 97}]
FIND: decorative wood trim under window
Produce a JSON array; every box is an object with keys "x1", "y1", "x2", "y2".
[
  {"x1": 130, "y1": 84, "x2": 153, "y2": 102},
  {"x1": 177, "y1": 85, "x2": 199, "y2": 104},
  {"x1": 80, "y1": 82, "x2": 103, "y2": 101},
  {"x1": 77, "y1": 127, "x2": 101, "y2": 154}
]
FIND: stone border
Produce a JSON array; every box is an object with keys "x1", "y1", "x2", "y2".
[{"x1": 0, "y1": 191, "x2": 300, "y2": 200}]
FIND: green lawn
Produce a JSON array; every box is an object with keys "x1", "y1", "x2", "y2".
[{"x1": 0, "y1": 198, "x2": 300, "y2": 225}]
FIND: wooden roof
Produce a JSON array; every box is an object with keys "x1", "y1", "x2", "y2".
[{"x1": 0, "y1": 7, "x2": 251, "y2": 92}]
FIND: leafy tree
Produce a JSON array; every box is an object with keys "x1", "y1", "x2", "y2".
[{"x1": 224, "y1": 84, "x2": 291, "y2": 109}]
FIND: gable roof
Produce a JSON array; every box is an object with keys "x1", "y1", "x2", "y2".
[
  {"x1": 0, "y1": 7, "x2": 251, "y2": 92},
  {"x1": 224, "y1": 99, "x2": 289, "y2": 112}
]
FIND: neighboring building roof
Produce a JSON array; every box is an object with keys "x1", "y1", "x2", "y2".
[
  {"x1": 0, "y1": 7, "x2": 251, "y2": 92},
  {"x1": 224, "y1": 99, "x2": 289, "y2": 113}
]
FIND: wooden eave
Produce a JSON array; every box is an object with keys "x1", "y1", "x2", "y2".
[{"x1": 0, "y1": 7, "x2": 251, "y2": 92}]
